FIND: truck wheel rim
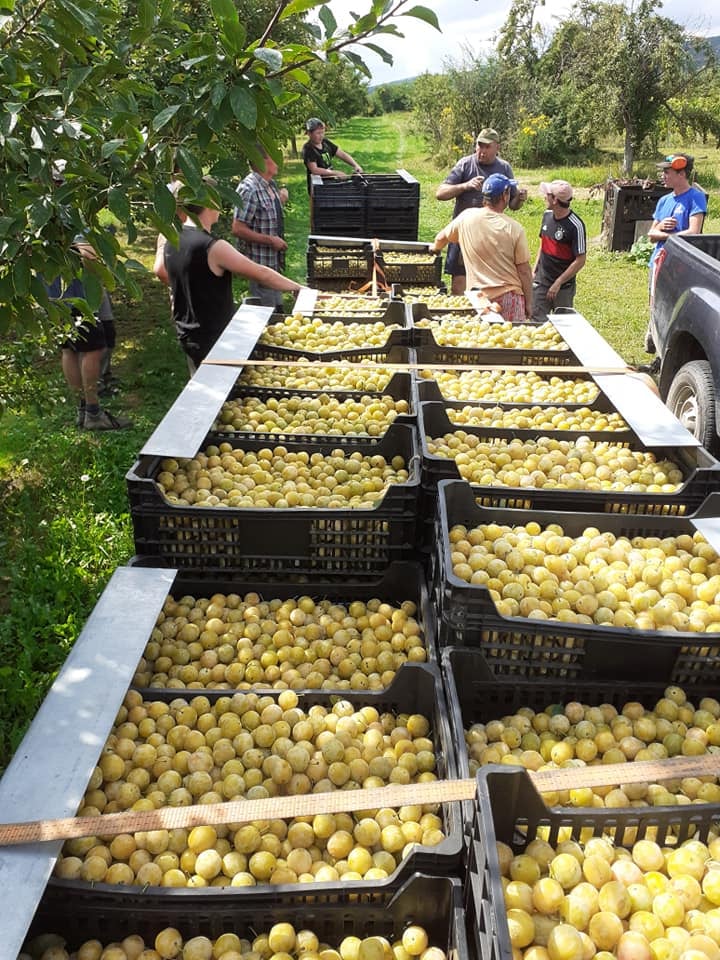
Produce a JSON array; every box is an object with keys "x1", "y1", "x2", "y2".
[{"x1": 673, "y1": 387, "x2": 699, "y2": 433}]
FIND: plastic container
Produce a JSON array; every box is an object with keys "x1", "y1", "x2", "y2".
[
  {"x1": 416, "y1": 370, "x2": 600, "y2": 410},
  {"x1": 411, "y1": 308, "x2": 576, "y2": 365},
  {"x1": 256, "y1": 302, "x2": 412, "y2": 356},
  {"x1": 208, "y1": 382, "x2": 417, "y2": 446},
  {"x1": 236, "y1": 345, "x2": 414, "y2": 391},
  {"x1": 466, "y1": 766, "x2": 720, "y2": 960},
  {"x1": 310, "y1": 177, "x2": 367, "y2": 238},
  {"x1": 129, "y1": 559, "x2": 439, "y2": 694},
  {"x1": 420, "y1": 401, "x2": 719, "y2": 516},
  {"x1": 45, "y1": 666, "x2": 463, "y2": 907},
  {"x1": 373, "y1": 242, "x2": 442, "y2": 286},
  {"x1": 391, "y1": 283, "x2": 448, "y2": 300},
  {"x1": 441, "y1": 645, "x2": 719, "y2": 831},
  {"x1": 434, "y1": 479, "x2": 720, "y2": 685},
  {"x1": 126, "y1": 425, "x2": 420, "y2": 580},
  {"x1": 306, "y1": 237, "x2": 373, "y2": 282},
  {"x1": 32, "y1": 873, "x2": 469, "y2": 954}
]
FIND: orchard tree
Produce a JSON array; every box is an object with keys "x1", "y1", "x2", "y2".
[
  {"x1": 543, "y1": 0, "x2": 715, "y2": 173},
  {"x1": 0, "y1": 0, "x2": 440, "y2": 356}
]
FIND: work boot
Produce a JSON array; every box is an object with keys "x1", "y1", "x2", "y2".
[{"x1": 83, "y1": 409, "x2": 132, "y2": 430}]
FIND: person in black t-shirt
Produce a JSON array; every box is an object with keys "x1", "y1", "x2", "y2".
[
  {"x1": 532, "y1": 180, "x2": 587, "y2": 321},
  {"x1": 154, "y1": 189, "x2": 305, "y2": 374},
  {"x1": 301, "y1": 118, "x2": 363, "y2": 194}
]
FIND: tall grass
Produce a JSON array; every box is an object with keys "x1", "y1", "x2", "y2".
[{"x1": 0, "y1": 112, "x2": 718, "y2": 768}]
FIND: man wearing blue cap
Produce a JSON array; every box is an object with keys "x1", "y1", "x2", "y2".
[
  {"x1": 430, "y1": 173, "x2": 533, "y2": 321},
  {"x1": 435, "y1": 128, "x2": 527, "y2": 294}
]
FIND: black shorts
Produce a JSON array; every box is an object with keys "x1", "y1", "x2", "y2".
[
  {"x1": 62, "y1": 316, "x2": 107, "y2": 353},
  {"x1": 444, "y1": 242, "x2": 465, "y2": 277}
]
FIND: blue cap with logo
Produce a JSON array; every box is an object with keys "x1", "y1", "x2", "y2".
[{"x1": 482, "y1": 173, "x2": 517, "y2": 197}]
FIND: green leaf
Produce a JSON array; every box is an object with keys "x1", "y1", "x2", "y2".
[
  {"x1": 107, "y1": 187, "x2": 131, "y2": 223},
  {"x1": 12, "y1": 256, "x2": 30, "y2": 297},
  {"x1": 363, "y1": 42, "x2": 394, "y2": 64},
  {"x1": 280, "y1": 0, "x2": 324, "y2": 19},
  {"x1": 210, "y1": 82, "x2": 226, "y2": 108},
  {"x1": 210, "y1": 157, "x2": 248, "y2": 178},
  {"x1": 101, "y1": 139, "x2": 126, "y2": 159},
  {"x1": 138, "y1": 0, "x2": 156, "y2": 33},
  {"x1": 153, "y1": 180, "x2": 176, "y2": 222},
  {"x1": 210, "y1": 0, "x2": 246, "y2": 53},
  {"x1": 176, "y1": 147, "x2": 203, "y2": 188},
  {"x1": 318, "y1": 5, "x2": 337, "y2": 36},
  {"x1": 28, "y1": 199, "x2": 53, "y2": 232},
  {"x1": 152, "y1": 105, "x2": 180, "y2": 132},
  {"x1": 254, "y1": 48, "x2": 283, "y2": 72},
  {"x1": 401, "y1": 5, "x2": 441, "y2": 30},
  {"x1": 182, "y1": 55, "x2": 212, "y2": 70},
  {"x1": 343, "y1": 50, "x2": 371, "y2": 78},
  {"x1": 229, "y1": 85, "x2": 257, "y2": 127},
  {"x1": 81, "y1": 269, "x2": 102, "y2": 311}
]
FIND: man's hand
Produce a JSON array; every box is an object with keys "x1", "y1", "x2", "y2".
[
  {"x1": 464, "y1": 176, "x2": 484, "y2": 192},
  {"x1": 660, "y1": 216, "x2": 678, "y2": 232},
  {"x1": 334, "y1": 171, "x2": 349, "y2": 180},
  {"x1": 278, "y1": 187, "x2": 289, "y2": 205},
  {"x1": 269, "y1": 236, "x2": 288, "y2": 252},
  {"x1": 547, "y1": 281, "x2": 561, "y2": 302}
]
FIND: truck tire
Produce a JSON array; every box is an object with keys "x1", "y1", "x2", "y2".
[{"x1": 666, "y1": 360, "x2": 717, "y2": 452}]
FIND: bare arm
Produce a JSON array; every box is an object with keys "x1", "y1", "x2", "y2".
[
  {"x1": 305, "y1": 158, "x2": 348, "y2": 181},
  {"x1": 428, "y1": 225, "x2": 453, "y2": 254},
  {"x1": 153, "y1": 234, "x2": 169, "y2": 285},
  {"x1": 436, "y1": 179, "x2": 483, "y2": 202},
  {"x1": 508, "y1": 188, "x2": 528, "y2": 211},
  {"x1": 208, "y1": 238, "x2": 304, "y2": 292},
  {"x1": 231, "y1": 217, "x2": 287, "y2": 252},
  {"x1": 648, "y1": 211, "x2": 705, "y2": 243},
  {"x1": 517, "y1": 262, "x2": 534, "y2": 319},
  {"x1": 547, "y1": 254, "x2": 587, "y2": 300},
  {"x1": 334, "y1": 147, "x2": 363, "y2": 173}
]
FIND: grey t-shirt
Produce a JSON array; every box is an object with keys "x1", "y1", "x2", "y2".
[{"x1": 444, "y1": 154, "x2": 515, "y2": 217}]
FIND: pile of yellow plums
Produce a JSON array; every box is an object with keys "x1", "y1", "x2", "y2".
[
  {"x1": 213, "y1": 394, "x2": 408, "y2": 438},
  {"x1": 259, "y1": 316, "x2": 400, "y2": 352},
  {"x1": 465, "y1": 685, "x2": 720, "y2": 807},
  {"x1": 54, "y1": 690, "x2": 444, "y2": 888},
  {"x1": 447, "y1": 405, "x2": 628, "y2": 432},
  {"x1": 415, "y1": 317, "x2": 567, "y2": 350},
  {"x1": 237, "y1": 363, "x2": 395, "y2": 392},
  {"x1": 449, "y1": 520, "x2": 720, "y2": 631},
  {"x1": 132, "y1": 590, "x2": 426, "y2": 691},
  {"x1": 420, "y1": 370, "x2": 600, "y2": 404},
  {"x1": 427, "y1": 434, "x2": 684, "y2": 492},
  {"x1": 155, "y1": 445, "x2": 410, "y2": 509}
]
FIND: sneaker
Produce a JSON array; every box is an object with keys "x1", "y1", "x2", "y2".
[
  {"x1": 83, "y1": 409, "x2": 132, "y2": 430},
  {"x1": 637, "y1": 357, "x2": 660, "y2": 375}
]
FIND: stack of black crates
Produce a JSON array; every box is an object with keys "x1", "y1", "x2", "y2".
[{"x1": 310, "y1": 169, "x2": 420, "y2": 240}]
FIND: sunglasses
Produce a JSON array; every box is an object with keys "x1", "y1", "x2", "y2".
[{"x1": 664, "y1": 155, "x2": 688, "y2": 170}]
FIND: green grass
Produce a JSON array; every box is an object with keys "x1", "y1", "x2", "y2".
[{"x1": 1, "y1": 112, "x2": 719, "y2": 769}]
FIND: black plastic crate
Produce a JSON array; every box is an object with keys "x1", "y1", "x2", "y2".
[
  {"x1": 126, "y1": 426, "x2": 420, "y2": 579},
  {"x1": 416, "y1": 368, "x2": 602, "y2": 405},
  {"x1": 307, "y1": 237, "x2": 373, "y2": 282},
  {"x1": 129, "y1": 560, "x2": 439, "y2": 694},
  {"x1": 33, "y1": 874, "x2": 469, "y2": 954},
  {"x1": 392, "y1": 283, "x2": 448, "y2": 300},
  {"x1": 425, "y1": 392, "x2": 626, "y2": 421},
  {"x1": 45, "y1": 667, "x2": 463, "y2": 905},
  {"x1": 367, "y1": 214, "x2": 420, "y2": 242},
  {"x1": 411, "y1": 308, "x2": 576, "y2": 363},
  {"x1": 602, "y1": 181, "x2": 671, "y2": 252},
  {"x1": 373, "y1": 242, "x2": 442, "y2": 286},
  {"x1": 441, "y1": 646, "x2": 719, "y2": 832},
  {"x1": 235, "y1": 346, "x2": 414, "y2": 391},
  {"x1": 311, "y1": 177, "x2": 367, "y2": 238},
  {"x1": 420, "y1": 402, "x2": 718, "y2": 516},
  {"x1": 366, "y1": 171, "x2": 420, "y2": 204},
  {"x1": 467, "y1": 766, "x2": 720, "y2": 960},
  {"x1": 434, "y1": 479, "x2": 720, "y2": 685},
  {"x1": 211, "y1": 377, "x2": 418, "y2": 446}
]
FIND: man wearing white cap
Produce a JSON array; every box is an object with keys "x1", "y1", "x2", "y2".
[{"x1": 532, "y1": 180, "x2": 586, "y2": 321}]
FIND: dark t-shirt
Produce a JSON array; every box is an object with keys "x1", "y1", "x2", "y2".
[
  {"x1": 302, "y1": 138, "x2": 339, "y2": 194},
  {"x1": 164, "y1": 225, "x2": 234, "y2": 357},
  {"x1": 444, "y1": 154, "x2": 515, "y2": 217},
  {"x1": 535, "y1": 210, "x2": 587, "y2": 286}
]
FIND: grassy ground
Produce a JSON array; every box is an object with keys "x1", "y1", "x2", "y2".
[{"x1": 1, "y1": 112, "x2": 718, "y2": 769}]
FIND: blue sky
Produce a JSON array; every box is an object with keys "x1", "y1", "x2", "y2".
[{"x1": 326, "y1": 0, "x2": 720, "y2": 85}]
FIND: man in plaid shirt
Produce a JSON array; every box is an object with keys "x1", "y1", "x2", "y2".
[{"x1": 232, "y1": 149, "x2": 289, "y2": 309}]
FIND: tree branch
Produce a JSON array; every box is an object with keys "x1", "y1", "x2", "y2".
[
  {"x1": 1, "y1": 0, "x2": 50, "y2": 50},
  {"x1": 237, "y1": 0, "x2": 290, "y2": 74}
]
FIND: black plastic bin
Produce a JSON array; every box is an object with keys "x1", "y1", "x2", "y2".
[
  {"x1": 46, "y1": 666, "x2": 463, "y2": 906},
  {"x1": 420, "y1": 402, "x2": 719, "y2": 516},
  {"x1": 33, "y1": 873, "x2": 469, "y2": 955},
  {"x1": 373, "y1": 241, "x2": 442, "y2": 286},
  {"x1": 306, "y1": 237, "x2": 373, "y2": 283},
  {"x1": 441, "y1": 646, "x2": 720, "y2": 832},
  {"x1": 467, "y1": 766, "x2": 720, "y2": 960},
  {"x1": 129, "y1": 559, "x2": 439, "y2": 694},
  {"x1": 126, "y1": 425, "x2": 420, "y2": 579},
  {"x1": 602, "y1": 180, "x2": 671, "y2": 251},
  {"x1": 434, "y1": 479, "x2": 720, "y2": 685}
]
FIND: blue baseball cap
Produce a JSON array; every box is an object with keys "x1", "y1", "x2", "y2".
[{"x1": 482, "y1": 173, "x2": 517, "y2": 197}]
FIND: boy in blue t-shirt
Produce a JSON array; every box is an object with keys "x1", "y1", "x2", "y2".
[{"x1": 644, "y1": 152, "x2": 707, "y2": 355}]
